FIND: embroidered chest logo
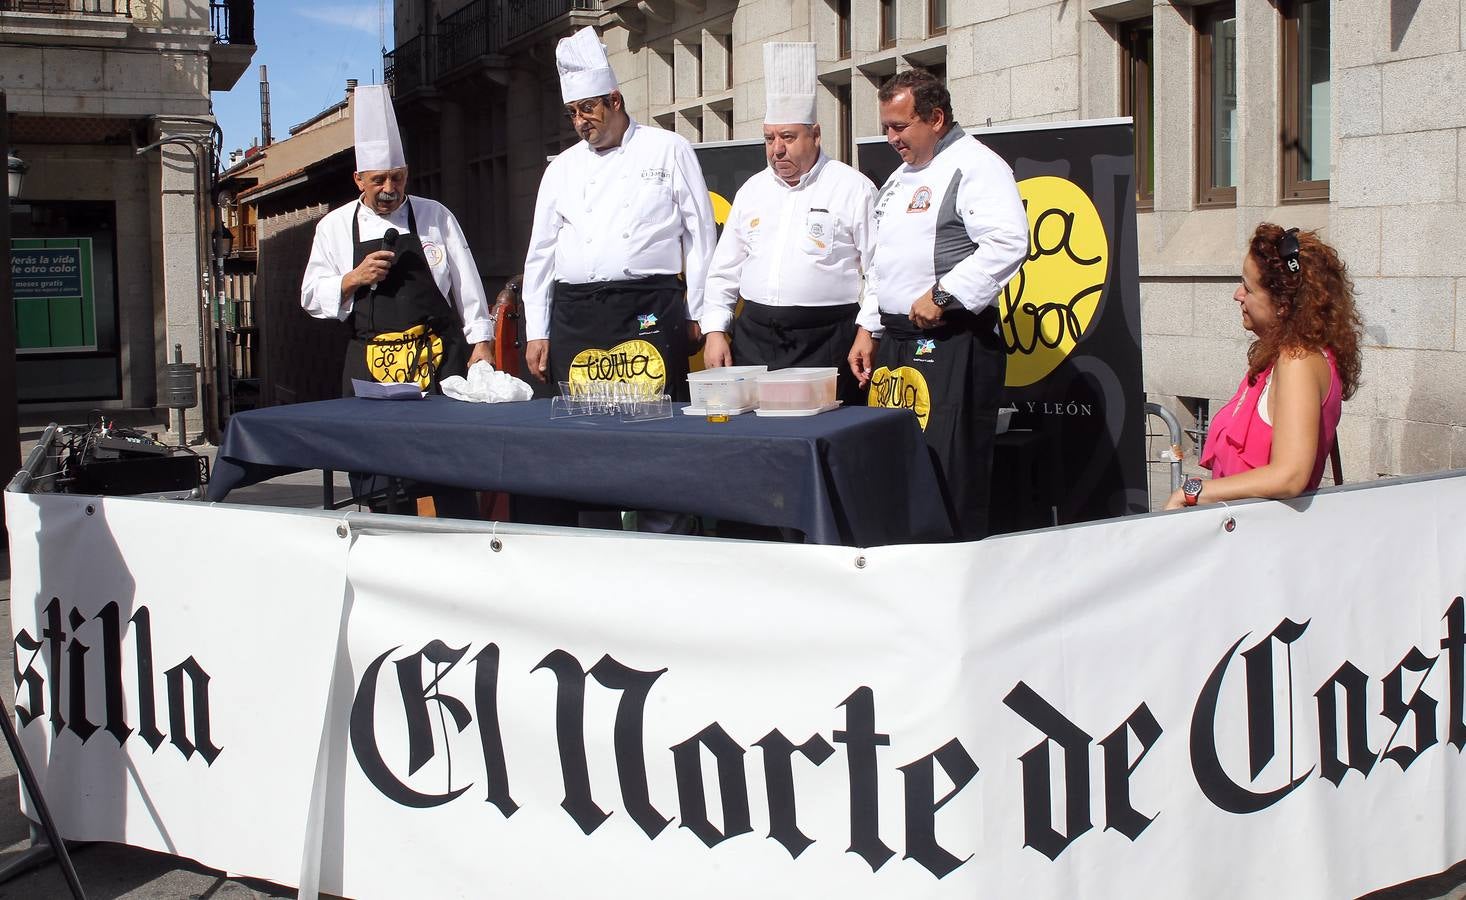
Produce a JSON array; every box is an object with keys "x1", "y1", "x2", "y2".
[
  {"x1": 641, "y1": 167, "x2": 671, "y2": 186},
  {"x1": 638, "y1": 314, "x2": 658, "y2": 331},
  {"x1": 915, "y1": 338, "x2": 936, "y2": 357},
  {"x1": 421, "y1": 241, "x2": 443, "y2": 267},
  {"x1": 907, "y1": 186, "x2": 933, "y2": 213}
]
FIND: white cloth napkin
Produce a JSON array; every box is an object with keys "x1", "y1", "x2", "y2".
[{"x1": 439, "y1": 361, "x2": 534, "y2": 404}]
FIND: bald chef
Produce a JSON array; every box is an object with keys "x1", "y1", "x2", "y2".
[
  {"x1": 301, "y1": 83, "x2": 494, "y2": 394},
  {"x1": 521, "y1": 26, "x2": 716, "y2": 401}
]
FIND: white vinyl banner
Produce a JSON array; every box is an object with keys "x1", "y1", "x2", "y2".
[
  {"x1": 5, "y1": 493, "x2": 350, "y2": 882},
  {"x1": 8, "y1": 474, "x2": 1466, "y2": 898}
]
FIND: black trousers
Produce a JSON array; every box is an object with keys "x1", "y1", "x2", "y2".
[{"x1": 871, "y1": 308, "x2": 1004, "y2": 540}]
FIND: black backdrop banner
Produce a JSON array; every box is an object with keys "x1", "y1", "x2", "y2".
[{"x1": 857, "y1": 120, "x2": 1147, "y2": 529}]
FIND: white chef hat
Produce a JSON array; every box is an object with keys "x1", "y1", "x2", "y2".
[
  {"x1": 557, "y1": 26, "x2": 618, "y2": 103},
  {"x1": 353, "y1": 84, "x2": 406, "y2": 172},
  {"x1": 763, "y1": 42, "x2": 817, "y2": 125}
]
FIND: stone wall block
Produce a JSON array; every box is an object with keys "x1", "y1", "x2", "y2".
[
  {"x1": 1458, "y1": 276, "x2": 1466, "y2": 351},
  {"x1": 953, "y1": 0, "x2": 1011, "y2": 27},
  {"x1": 1333, "y1": 412, "x2": 1373, "y2": 483},
  {"x1": 960, "y1": 69, "x2": 1010, "y2": 125},
  {"x1": 1008, "y1": 57, "x2": 1078, "y2": 119},
  {"x1": 1354, "y1": 276, "x2": 1455, "y2": 350},
  {"x1": 1379, "y1": 203, "x2": 1466, "y2": 277},
  {"x1": 1335, "y1": 66, "x2": 1382, "y2": 139},
  {"x1": 1328, "y1": 206, "x2": 1382, "y2": 277},
  {"x1": 1138, "y1": 278, "x2": 1195, "y2": 336},
  {"x1": 1380, "y1": 51, "x2": 1466, "y2": 134},
  {"x1": 1141, "y1": 335, "x2": 1251, "y2": 399},
  {"x1": 1367, "y1": 346, "x2": 1466, "y2": 425},
  {"x1": 1452, "y1": 424, "x2": 1466, "y2": 469},
  {"x1": 1335, "y1": 132, "x2": 1456, "y2": 207},
  {"x1": 1189, "y1": 278, "x2": 1245, "y2": 339},
  {"x1": 946, "y1": 22, "x2": 977, "y2": 78},
  {"x1": 1373, "y1": 418, "x2": 1454, "y2": 476},
  {"x1": 973, "y1": 8, "x2": 1054, "y2": 74},
  {"x1": 1050, "y1": 1, "x2": 1080, "y2": 59}
]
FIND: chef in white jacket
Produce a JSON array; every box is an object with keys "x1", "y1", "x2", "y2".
[
  {"x1": 521, "y1": 26, "x2": 716, "y2": 402},
  {"x1": 701, "y1": 42, "x2": 875, "y2": 404}
]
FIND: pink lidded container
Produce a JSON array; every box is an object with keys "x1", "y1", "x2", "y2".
[{"x1": 755, "y1": 367, "x2": 838, "y2": 412}]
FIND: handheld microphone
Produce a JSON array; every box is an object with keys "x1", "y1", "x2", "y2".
[{"x1": 370, "y1": 228, "x2": 400, "y2": 294}]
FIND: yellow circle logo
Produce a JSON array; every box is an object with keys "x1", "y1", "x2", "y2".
[
  {"x1": 570, "y1": 339, "x2": 667, "y2": 392},
  {"x1": 866, "y1": 365, "x2": 932, "y2": 430},
  {"x1": 1000, "y1": 176, "x2": 1110, "y2": 387}
]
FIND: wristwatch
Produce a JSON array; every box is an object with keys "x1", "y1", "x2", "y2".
[
  {"x1": 931, "y1": 285, "x2": 955, "y2": 309},
  {"x1": 1182, "y1": 476, "x2": 1204, "y2": 506}
]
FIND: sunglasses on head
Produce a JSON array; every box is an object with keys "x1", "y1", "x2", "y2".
[{"x1": 1278, "y1": 227, "x2": 1301, "y2": 274}]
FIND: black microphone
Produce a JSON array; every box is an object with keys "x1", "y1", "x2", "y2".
[{"x1": 370, "y1": 228, "x2": 399, "y2": 294}]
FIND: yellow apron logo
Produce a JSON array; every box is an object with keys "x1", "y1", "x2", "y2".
[
  {"x1": 570, "y1": 339, "x2": 667, "y2": 392},
  {"x1": 1000, "y1": 175, "x2": 1110, "y2": 388},
  {"x1": 866, "y1": 365, "x2": 932, "y2": 430},
  {"x1": 365, "y1": 324, "x2": 442, "y2": 389}
]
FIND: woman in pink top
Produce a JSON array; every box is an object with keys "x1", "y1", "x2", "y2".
[{"x1": 1165, "y1": 223, "x2": 1363, "y2": 509}]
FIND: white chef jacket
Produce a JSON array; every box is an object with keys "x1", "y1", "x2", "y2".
[
  {"x1": 701, "y1": 153, "x2": 876, "y2": 334},
  {"x1": 300, "y1": 197, "x2": 495, "y2": 344},
  {"x1": 861, "y1": 126, "x2": 1029, "y2": 337},
  {"x1": 521, "y1": 119, "x2": 717, "y2": 342}
]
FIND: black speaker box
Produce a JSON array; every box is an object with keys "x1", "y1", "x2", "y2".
[{"x1": 69, "y1": 452, "x2": 206, "y2": 497}]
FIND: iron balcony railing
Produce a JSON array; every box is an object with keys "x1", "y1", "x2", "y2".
[
  {"x1": 387, "y1": 0, "x2": 598, "y2": 95},
  {"x1": 209, "y1": 0, "x2": 254, "y2": 45},
  {"x1": 0, "y1": 0, "x2": 130, "y2": 14}
]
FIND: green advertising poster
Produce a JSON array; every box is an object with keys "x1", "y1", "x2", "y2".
[{"x1": 10, "y1": 237, "x2": 97, "y2": 352}]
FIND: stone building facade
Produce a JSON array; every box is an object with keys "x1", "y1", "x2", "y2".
[
  {"x1": 389, "y1": 0, "x2": 1466, "y2": 483},
  {"x1": 2, "y1": 0, "x2": 254, "y2": 438}
]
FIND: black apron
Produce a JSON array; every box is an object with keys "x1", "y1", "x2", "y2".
[
  {"x1": 731, "y1": 300, "x2": 863, "y2": 404},
  {"x1": 342, "y1": 199, "x2": 470, "y2": 396},
  {"x1": 548, "y1": 274, "x2": 691, "y2": 401},
  {"x1": 867, "y1": 307, "x2": 1004, "y2": 541}
]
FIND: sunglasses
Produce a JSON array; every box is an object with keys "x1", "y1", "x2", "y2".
[{"x1": 1279, "y1": 227, "x2": 1301, "y2": 274}]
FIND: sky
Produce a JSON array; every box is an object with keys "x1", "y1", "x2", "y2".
[{"x1": 210, "y1": 3, "x2": 393, "y2": 161}]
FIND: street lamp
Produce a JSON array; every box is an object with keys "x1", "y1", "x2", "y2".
[
  {"x1": 6, "y1": 151, "x2": 26, "y2": 199},
  {"x1": 212, "y1": 218, "x2": 234, "y2": 259}
]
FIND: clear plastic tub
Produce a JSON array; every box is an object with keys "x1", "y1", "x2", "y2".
[
  {"x1": 687, "y1": 365, "x2": 767, "y2": 413},
  {"x1": 756, "y1": 367, "x2": 838, "y2": 411}
]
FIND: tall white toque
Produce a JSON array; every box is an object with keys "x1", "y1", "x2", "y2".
[
  {"x1": 763, "y1": 42, "x2": 817, "y2": 125},
  {"x1": 353, "y1": 84, "x2": 406, "y2": 172},
  {"x1": 557, "y1": 26, "x2": 618, "y2": 104}
]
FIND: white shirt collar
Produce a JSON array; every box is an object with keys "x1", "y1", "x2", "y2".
[{"x1": 773, "y1": 151, "x2": 828, "y2": 191}]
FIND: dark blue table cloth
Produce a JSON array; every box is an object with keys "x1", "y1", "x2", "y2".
[{"x1": 207, "y1": 397, "x2": 954, "y2": 546}]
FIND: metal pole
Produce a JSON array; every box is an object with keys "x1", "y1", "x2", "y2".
[{"x1": 173, "y1": 342, "x2": 188, "y2": 447}]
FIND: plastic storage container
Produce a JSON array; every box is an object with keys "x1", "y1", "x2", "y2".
[
  {"x1": 755, "y1": 367, "x2": 839, "y2": 414},
  {"x1": 686, "y1": 365, "x2": 767, "y2": 414}
]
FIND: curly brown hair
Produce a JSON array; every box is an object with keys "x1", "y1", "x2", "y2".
[{"x1": 1245, "y1": 223, "x2": 1364, "y2": 400}]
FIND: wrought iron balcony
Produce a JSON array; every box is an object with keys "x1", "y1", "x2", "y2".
[
  {"x1": 210, "y1": 0, "x2": 254, "y2": 45},
  {"x1": 387, "y1": 0, "x2": 598, "y2": 96}
]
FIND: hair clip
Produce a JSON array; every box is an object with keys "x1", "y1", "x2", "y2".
[{"x1": 1279, "y1": 227, "x2": 1301, "y2": 274}]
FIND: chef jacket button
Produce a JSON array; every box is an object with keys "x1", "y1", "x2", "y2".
[{"x1": 622, "y1": 232, "x2": 629, "y2": 238}]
